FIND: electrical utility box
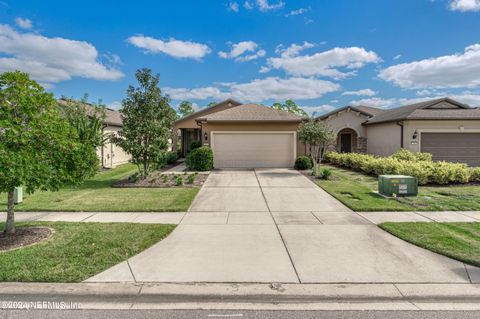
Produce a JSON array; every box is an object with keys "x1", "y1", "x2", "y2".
[
  {"x1": 14, "y1": 187, "x2": 23, "y2": 204},
  {"x1": 378, "y1": 175, "x2": 418, "y2": 197}
]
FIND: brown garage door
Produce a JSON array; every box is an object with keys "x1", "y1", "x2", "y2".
[{"x1": 421, "y1": 133, "x2": 480, "y2": 166}]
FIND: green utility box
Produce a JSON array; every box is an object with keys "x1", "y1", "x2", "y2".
[
  {"x1": 378, "y1": 175, "x2": 418, "y2": 197},
  {"x1": 14, "y1": 187, "x2": 23, "y2": 204}
]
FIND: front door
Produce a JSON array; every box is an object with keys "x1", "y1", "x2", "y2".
[{"x1": 340, "y1": 133, "x2": 352, "y2": 153}]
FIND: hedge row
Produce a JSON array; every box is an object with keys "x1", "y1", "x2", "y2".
[{"x1": 325, "y1": 150, "x2": 480, "y2": 185}]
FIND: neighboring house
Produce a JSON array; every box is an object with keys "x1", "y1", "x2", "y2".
[
  {"x1": 57, "y1": 99, "x2": 131, "y2": 168},
  {"x1": 173, "y1": 99, "x2": 308, "y2": 168},
  {"x1": 318, "y1": 97, "x2": 480, "y2": 166}
]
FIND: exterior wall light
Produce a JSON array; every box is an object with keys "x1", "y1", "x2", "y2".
[
  {"x1": 412, "y1": 130, "x2": 418, "y2": 139},
  {"x1": 204, "y1": 132, "x2": 208, "y2": 141}
]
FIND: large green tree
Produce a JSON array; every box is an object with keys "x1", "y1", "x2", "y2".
[
  {"x1": 0, "y1": 71, "x2": 99, "y2": 234},
  {"x1": 272, "y1": 100, "x2": 309, "y2": 117},
  {"x1": 177, "y1": 100, "x2": 195, "y2": 117},
  {"x1": 298, "y1": 119, "x2": 335, "y2": 176},
  {"x1": 112, "y1": 68, "x2": 177, "y2": 178}
]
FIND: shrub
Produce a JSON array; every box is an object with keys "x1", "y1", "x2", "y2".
[
  {"x1": 470, "y1": 168, "x2": 480, "y2": 182},
  {"x1": 185, "y1": 146, "x2": 214, "y2": 171},
  {"x1": 318, "y1": 167, "x2": 332, "y2": 180},
  {"x1": 174, "y1": 174, "x2": 183, "y2": 186},
  {"x1": 190, "y1": 141, "x2": 202, "y2": 151},
  {"x1": 295, "y1": 156, "x2": 313, "y2": 170},
  {"x1": 187, "y1": 173, "x2": 196, "y2": 184},
  {"x1": 165, "y1": 151, "x2": 178, "y2": 165},
  {"x1": 391, "y1": 149, "x2": 432, "y2": 162},
  {"x1": 161, "y1": 174, "x2": 168, "y2": 183},
  {"x1": 128, "y1": 172, "x2": 140, "y2": 183},
  {"x1": 326, "y1": 151, "x2": 473, "y2": 185}
]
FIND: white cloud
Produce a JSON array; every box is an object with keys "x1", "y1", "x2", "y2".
[
  {"x1": 302, "y1": 104, "x2": 336, "y2": 115},
  {"x1": 256, "y1": 0, "x2": 285, "y2": 11},
  {"x1": 350, "y1": 97, "x2": 398, "y2": 108},
  {"x1": 264, "y1": 44, "x2": 381, "y2": 78},
  {"x1": 165, "y1": 77, "x2": 340, "y2": 102},
  {"x1": 243, "y1": 1, "x2": 254, "y2": 9},
  {"x1": 15, "y1": 17, "x2": 32, "y2": 29},
  {"x1": 219, "y1": 41, "x2": 266, "y2": 62},
  {"x1": 449, "y1": 0, "x2": 480, "y2": 12},
  {"x1": 393, "y1": 54, "x2": 402, "y2": 60},
  {"x1": 379, "y1": 44, "x2": 480, "y2": 89},
  {"x1": 286, "y1": 7, "x2": 310, "y2": 17},
  {"x1": 0, "y1": 24, "x2": 123, "y2": 84},
  {"x1": 349, "y1": 93, "x2": 480, "y2": 109},
  {"x1": 342, "y1": 89, "x2": 376, "y2": 97},
  {"x1": 228, "y1": 2, "x2": 240, "y2": 12},
  {"x1": 127, "y1": 35, "x2": 211, "y2": 59}
]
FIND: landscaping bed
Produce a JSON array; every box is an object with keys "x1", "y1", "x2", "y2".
[
  {"x1": 380, "y1": 222, "x2": 480, "y2": 267},
  {"x1": 0, "y1": 227, "x2": 53, "y2": 252},
  {"x1": 0, "y1": 164, "x2": 199, "y2": 212},
  {"x1": 317, "y1": 165, "x2": 480, "y2": 211},
  {"x1": 0, "y1": 222, "x2": 175, "y2": 282},
  {"x1": 114, "y1": 171, "x2": 207, "y2": 188}
]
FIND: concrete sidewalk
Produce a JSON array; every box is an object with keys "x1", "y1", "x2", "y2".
[
  {"x1": 0, "y1": 212, "x2": 185, "y2": 224},
  {"x1": 359, "y1": 211, "x2": 480, "y2": 224},
  {"x1": 1, "y1": 282, "x2": 480, "y2": 311}
]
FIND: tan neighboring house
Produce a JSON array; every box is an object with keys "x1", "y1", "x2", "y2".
[
  {"x1": 173, "y1": 99, "x2": 308, "y2": 168},
  {"x1": 318, "y1": 97, "x2": 480, "y2": 166},
  {"x1": 58, "y1": 99, "x2": 131, "y2": 168}
]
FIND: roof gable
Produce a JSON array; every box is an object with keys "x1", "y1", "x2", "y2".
[
  {"x1": 175, "y1": 98, "x2": 241, "y2": 125},
  {"x1": 197, "y1": 103, "x2": 305, "y2": 122},
  {"x1": 364, "y1": 97, "x2": 473, "y2": 125},
  {"x1": 317, "y1": 105, "x2": 383, "y2": 120}
]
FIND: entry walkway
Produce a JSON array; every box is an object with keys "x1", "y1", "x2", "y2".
[{"x1": 87, "y1": 169, "x2": 480, "y2": 284}]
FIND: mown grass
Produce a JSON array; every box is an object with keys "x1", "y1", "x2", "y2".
[
  {"x1": 0, "y1": 164, "x2": 199, "y2": 212},
  {"x1": 317, "y1": 165, "x2": 480, "y2": 211},
  {"x1": 0, "y1": 222, "x2": 175, "y2": 282},
  {"x1": 380, "y1": 222, "x2": 480, "y2": 267}
]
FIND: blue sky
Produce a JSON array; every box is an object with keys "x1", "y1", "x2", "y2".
[{"x1": 1, "y1": 0, "x2": 480, "y2": 114}]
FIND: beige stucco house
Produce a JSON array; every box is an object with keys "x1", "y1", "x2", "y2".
[
  {"x1": 174, "y1": 97, "x2": 480, "y2": 168},
  {"x1": 318, "y1": 97, "x2": 480, "y2": 166},
  {"x1": 173, "y1": 99, "x2": 307, "y2": 168}
]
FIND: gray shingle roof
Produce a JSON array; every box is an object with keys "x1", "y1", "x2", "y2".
[
  {"x1": 364, "y1": 97, "x2": 474, "y2": 125},
  {"x1": 196, "y1": 103, "x2": 305, "y2": 122},
  {"x1": 58, "y1": 98, "x2": 123, "y2": 127}
]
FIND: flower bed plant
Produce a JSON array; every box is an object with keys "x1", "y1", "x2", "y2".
[{"x1": 325, "y1": 150, "x2": 477, "y2": 185}]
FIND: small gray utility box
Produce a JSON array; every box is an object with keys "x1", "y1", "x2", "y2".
[
  {"x1": 378, "y1": 175, "x2": 418, "y2": 197},
  {"x1": 14, "y1": 187, "x2": 23, "y2": 204}
]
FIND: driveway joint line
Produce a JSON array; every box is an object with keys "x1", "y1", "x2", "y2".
[
  {"x1": 310, "y1": 211, "x2": 323, "y2": 224},
  {"x1": 126, "y1": 260, "x2": 137, "y2": 283},
  {"x1": 463, "y1": 263, "x2": 473, "y2": 284},
  {"x1": 254, "y1": 169, "x2": 301, "y2": 284}
]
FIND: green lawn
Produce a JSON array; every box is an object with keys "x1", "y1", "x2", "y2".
[
  {"x1": 317, "y1": 165, "x2": 480, "y2": 211},
  {"x1": 0, "y1": 222, "x2": 175, "y2": 282},
  {"x1": 380, "y1": 222, "x2": 480, "y2": 267},
  {"x1": 0, "y1": 164, "x2": 199, "y2": 212}
]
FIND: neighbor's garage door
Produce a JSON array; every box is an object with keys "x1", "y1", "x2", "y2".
[
  {"x1": 421, "y1": 133, "x2": 480, "y2": 166},
  {"x1": 212, "y1": 132, "x2": 295, "y2": 168}
]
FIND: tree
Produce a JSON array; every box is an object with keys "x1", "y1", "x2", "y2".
[
  {"x1": 178, "y1": 100, "x2": 195, "y2": 117},
  {"x1": 112, "y1": 68, "x2": 177, "y2": 178},
  {"x1": 272, "y1": 100, "x2": 309, "y2": 117},
  {"x1": 298, "y1": 119, "x2": 335, "y2": 176},
  {"x1": 59, "y1": 96, "x2": 107, "y2": 180},
  {"x1": 206, "y1": 101, "x2": 217, "y2": 107},
  {"x1": 0, "y1": 71, "x2": 98, "y2": 234}
]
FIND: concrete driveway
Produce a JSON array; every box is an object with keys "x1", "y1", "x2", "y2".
[{"x1": 88, "y1": 168, "x2": 478, "y2": 283}]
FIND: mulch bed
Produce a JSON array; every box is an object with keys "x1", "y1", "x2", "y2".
[
  {"x1": 300, "y1": 170, "x2": 340, "y2": 182},
  {"x1": 114, "y1": 171, "x2": 208, "y2": 188},
  {"x1": 0, "y1": 227, "x2": 53, "y2": 252}
]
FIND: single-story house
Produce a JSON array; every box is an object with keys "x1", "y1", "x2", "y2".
[
  {"x1": 173, "y1": 97, "x2": 480, "y2": 168},
  {"x1": 318, "y1": 97, "x2": 480, "y2": 166},
  {"x1": 58, "y1": 99, "x2": 131, "y2": 168}
]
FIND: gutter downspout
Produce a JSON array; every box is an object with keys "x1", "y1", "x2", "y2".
[{"x1": 396, "y1": 121, "x2": 404, "y2": 148}]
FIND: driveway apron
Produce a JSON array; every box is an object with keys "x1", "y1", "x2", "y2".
[{"x1": 87, "y1": 168, "x2": 476, "y2": 284}]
